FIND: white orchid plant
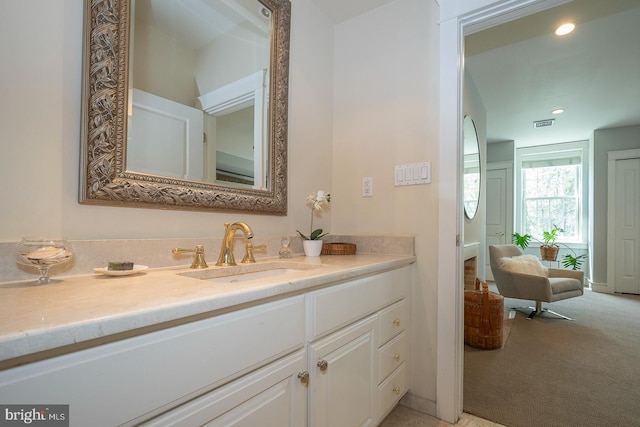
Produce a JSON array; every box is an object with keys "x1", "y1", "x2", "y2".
[{"x1": 297, "y1": 190, "x2": 331, "y2": 240}]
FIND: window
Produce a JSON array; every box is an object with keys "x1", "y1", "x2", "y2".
[{"x1": 516, "y1": 141, "x2": 589, "y2": 244}]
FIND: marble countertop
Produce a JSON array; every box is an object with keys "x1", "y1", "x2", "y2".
[{"x1": 0, "y1": 254, "x2": 414, "y2": 367}]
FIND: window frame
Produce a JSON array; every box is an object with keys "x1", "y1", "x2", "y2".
[{"x1": 515, "y1": 140, "x2": 589, "y2": 245}]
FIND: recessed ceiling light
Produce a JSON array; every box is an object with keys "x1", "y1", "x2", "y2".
[
  {"x1": 555, "y1": 23, "x2": 575, "y2": 36},
  {"x1": 552, "y1": 108, "x2": 565, "y2": 115}
]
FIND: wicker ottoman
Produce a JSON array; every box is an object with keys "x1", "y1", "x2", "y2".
[{"x1": 464, "y1": 279, "x2": 504, "y2": 349}]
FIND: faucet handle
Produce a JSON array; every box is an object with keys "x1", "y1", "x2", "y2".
[
  {"x1": 241, "y1": 243, "x2": 267, "y2": 263},
  {"x1": 172, "y1": 245, "x2": 208, "y2": 269}
]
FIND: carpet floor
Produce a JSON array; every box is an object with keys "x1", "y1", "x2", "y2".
[{"x1": 463, "y1": 287, "x2": 640, "y2": 427}]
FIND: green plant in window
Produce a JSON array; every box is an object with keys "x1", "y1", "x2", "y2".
[
  {"x1": 562, "y1": 253, "x2": 587, "y2": 270},
  {"x1": 542, "y1": 226, "x2": 559, "y2": 248},
  {"x1": 511, "y1": 226, "x2": 585, "y2": 270},
  {"x1": 512, "y1": 232, "x2": 532, "y2": 250}
]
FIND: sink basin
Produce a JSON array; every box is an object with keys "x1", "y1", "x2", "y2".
[
  {"x1": 178, "y1": 261, "x2": 323, "y2": 284},
  {"x1": 205, "y1": 268, "x2": 302, "y2": 283}
]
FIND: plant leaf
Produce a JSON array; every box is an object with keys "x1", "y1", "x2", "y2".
[{"x1": 310, "y1": 229, "x2": 327, "y2": 240}]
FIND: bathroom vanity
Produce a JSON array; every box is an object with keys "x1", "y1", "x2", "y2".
[{"x1": 0, "y1": 254, "x2": 413, "y2": 426}]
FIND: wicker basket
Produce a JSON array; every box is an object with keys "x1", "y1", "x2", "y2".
[
  {"x1": 464, "y1": 279, "x2": 504, "y2": 349},
  {"x1": 540, "y1": 245, "x2": 559, "y2": 261},
  {"x1": 321, "y1": 242, "x2": 356, "y2": 255}
]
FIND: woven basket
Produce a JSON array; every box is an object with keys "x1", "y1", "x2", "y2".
[
  {"x1": 321, "y1": 242, "x2": 356, "y2": 255},
  {"x1": 464, "y1": 279, "x2": 504, "y2": 349},
  {"x1": 540, "y1": 245, "x2": 559, "y2": 261}
]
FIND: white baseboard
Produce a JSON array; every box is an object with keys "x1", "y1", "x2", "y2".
[{"x1": 590, "y1": 280, "x2": 612, "y2": 294}]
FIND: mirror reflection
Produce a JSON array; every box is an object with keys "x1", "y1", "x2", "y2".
[
  {"x1": 128, "y1": 0, "x2": 272, "y2": 189},
  {"x1": 79, "y1": 0, "x2": 290, "y2": 214},
  {"x1": 463, "y1": 115, "x2": 481, "y2": 220}
]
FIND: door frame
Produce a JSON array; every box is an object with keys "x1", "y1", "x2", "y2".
[
  {"x1": 605, "y1": 149, "x2": 640, "y2": 294},
  {"x1": 436, "y1": 0, "x2": 571, "y2": 422}
]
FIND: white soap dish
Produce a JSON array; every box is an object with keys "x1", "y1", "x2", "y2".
[{"x1": 94, "y1": 265, "x2": 148, "y2": 276}]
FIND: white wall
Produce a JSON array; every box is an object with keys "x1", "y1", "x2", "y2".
[
  {"x1": 0, "y1": 0, "x2": 333, "y2": 242},
  {"x1": 332, "y1": 0, "x2": 440, "y2": 410}
]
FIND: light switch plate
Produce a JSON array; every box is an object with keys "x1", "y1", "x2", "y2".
[
  {"x1": 394, "y1": 162, "x2": 431, "y2": 186},
  {"x1": 362, "y1": 177, "x2": 373, "y2": 197}
]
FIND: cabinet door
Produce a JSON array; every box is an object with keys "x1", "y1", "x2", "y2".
[
  {"x1": 143, "y1": 350, "x2": 307, "y2": 427},
  {"x1": 308, "y1": 316, "x2": 376, "y2": 427}
]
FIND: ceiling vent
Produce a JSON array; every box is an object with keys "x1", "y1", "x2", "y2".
[{"x1": 533, "y1": 119, "x2": 555, "y2": 128}]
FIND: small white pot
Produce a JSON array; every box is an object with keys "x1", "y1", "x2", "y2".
[{"x1": 302, "y1": 240, "x2": 323, "y2": 257}]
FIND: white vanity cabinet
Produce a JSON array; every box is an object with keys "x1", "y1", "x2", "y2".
[
  {"x1": 0, "y1": 295, "x2": 306, "y2": 427},
  {"x1": 143, "y1": 349, "x2": 307, "y2": 426},
  {"x1": 306, "y1": 267, "x2": 410, "y2": 427},
  {"x1": 0, "y1": 264, "x2": 411, "y2": 427}
]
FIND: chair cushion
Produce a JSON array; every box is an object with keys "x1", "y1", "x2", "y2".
[
  {"x1": 499, "y1": 255, "x2": 549, "y2": 277},
  {"x1": 549, "y1": 277, "x2": 583, "y2": 294}
]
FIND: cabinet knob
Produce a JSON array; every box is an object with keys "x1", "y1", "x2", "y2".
[
  {"x1": 298, "y1": 371, "x2": 309, "y2": 385},
  {"x1": 393, "y1": 386, "x2": 401, "y2": 395},
  {"x1": 393, "y1": 318, "x2": 401, "y2": 327},
  {"x1": 393, "y1": 353, "x2": 400, "y2": 362},
  {"x1": 317, "y1": 359, "x2": 328, "y2": 372}
]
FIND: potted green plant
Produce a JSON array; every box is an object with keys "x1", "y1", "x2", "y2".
[
  {"x1": 540, "y1": 226, "x2": 560, "y2": 261},
  {"x1": 511, "y1": 228, "x2": 586, "y2": 270},
  {"x1": 561, "y1": 253, "x2": 587, "y2": 270},
  {"x1": 511, "y1": 232, "x2": 532, "y2": 249}
]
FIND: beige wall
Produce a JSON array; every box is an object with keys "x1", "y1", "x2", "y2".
[
  {"x1": 0, "y1": 0, "x2": 333, "y2": 242},
  {"x1": 0, "y1": 0, "x2": 443, "y2": 414},
  {"x1": 332, "y1": 0, "x2": 440, "y2": 408}
]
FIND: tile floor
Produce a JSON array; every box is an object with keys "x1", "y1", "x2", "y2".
[{"x1": 380, "y1": 404, "x2": 505, "y2": 427}]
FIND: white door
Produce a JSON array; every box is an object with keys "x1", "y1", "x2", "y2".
[
  {"x1": 614, "y1": 158, "x2": 640, "y2": 294},
  {"x1": 308, "y1": 317, "x2": 376, "y2": 427},
  {"x1": 128, "y1": 89, "x2": 204, "y2": 181},
  {"x1": 485, "y1": 165, "x2": 512, "y2": 280}
]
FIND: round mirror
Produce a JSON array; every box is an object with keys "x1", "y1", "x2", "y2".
[{"x1": 463, "y1": 116, "x2": 481, "y2": 220}]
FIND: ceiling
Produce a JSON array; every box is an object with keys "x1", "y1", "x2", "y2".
[
  {"x1": 313, "y1": 0, "x2": 640, "y2": 148},
  {"x1": 466, "y1": 0, "x2": 640, "y2": 147},
  {"x1": 310, "y1": 0, "x2": 396, "y2": 24}
]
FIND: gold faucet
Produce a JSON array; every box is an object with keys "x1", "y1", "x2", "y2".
[
  {"x1": 172, "y1": 245, "x2": 208, "y2": 269},
  {"x1": 216, "y1": 222, "x2": 254, "y2": 266}
]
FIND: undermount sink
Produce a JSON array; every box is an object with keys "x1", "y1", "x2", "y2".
[{"x1": 178, "y1": 261, "x2": 323, "y2": 284}]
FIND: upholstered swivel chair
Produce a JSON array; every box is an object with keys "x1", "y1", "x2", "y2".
[{"x1": 489, "y1": 244, "x2": 584, "y2": 320}]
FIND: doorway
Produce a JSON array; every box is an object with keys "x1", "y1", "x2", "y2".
[
  {"x1": 437, "y1": 0, "x2": 571, "y2": 422},
  {"x1": 484, "y1": 162, "x2": 512, "y2": 280},
  {"x1": 608, "y1": 150, "x2": 640, "y2": 294}
]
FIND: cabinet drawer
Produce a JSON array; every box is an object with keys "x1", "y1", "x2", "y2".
[
  {"x1": 377, "y1": 363, "x2": 407, "y2": 421},
  {"x1": 143, "y1": 349, "x2": 307, "y2": 427},
  {"x1": 308, "y1": 267, "x2": 409, "y2": 340},
  {"x1": 378, "y1": 299, "x2": 408, "y2": 346},
  {"x1": 378, "y1": 331, "x2": 407, "y2": 383}
]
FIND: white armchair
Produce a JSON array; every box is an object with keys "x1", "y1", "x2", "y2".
[{"x1": 489, "y1": 244, "x2": 584, "y2": 320}]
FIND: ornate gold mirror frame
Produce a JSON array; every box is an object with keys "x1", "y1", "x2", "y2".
[{"x1": 79, "y1": 0, "x2": 290, "y2": 214}]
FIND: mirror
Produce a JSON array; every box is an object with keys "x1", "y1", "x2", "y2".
[
  {"x1": 79, "y1": 0, "x2": 290, "y2": 214},
  {"x1": 463, "y1": 115, "x2": 481, "y2": 220}
]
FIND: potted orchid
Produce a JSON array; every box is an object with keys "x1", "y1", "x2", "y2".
[{"x1": 297, "y1": 190, "x2": 331, "y2": 256}]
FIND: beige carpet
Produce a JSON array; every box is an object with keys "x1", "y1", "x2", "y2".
[{"x1": 464, "y1": 287, "x2": 640, "y2": 427}]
